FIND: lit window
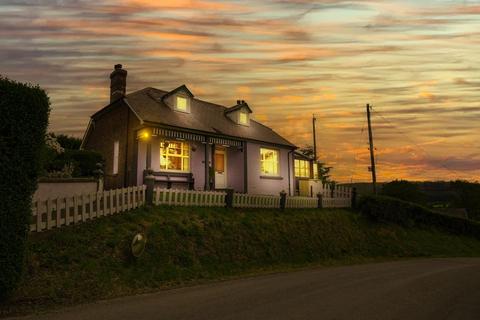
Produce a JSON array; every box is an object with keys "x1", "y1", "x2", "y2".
[
  {"x1": 260, "y1": 148, "x2": 279, "y2": 176},
  {"x1": 160, "y1": 141, "x2": 190, "y2": 172},
  {"x1": 313, "y1": 163, "x2": 319, "y2": 179},
  {"x1": 239, "y1": 112, "x2": 248, "y2": 125},
  {"x1": 113, "y1": 140, "x2": 119, "y2": 174},
  {"x1": 176, "y1": 96, "x2": 187, "y2": 111},
  {"x1": 295, "y1": 159, "x2": 310, "y2": 178}
]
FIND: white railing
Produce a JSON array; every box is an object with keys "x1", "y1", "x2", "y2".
[
  {"x1": 233, "y1": 193, "x2": 280, "y2": 208},
  {"x1": 154, "y1": 188, "x2": 226, "y2": 207},
  {"x1": 31, "y1": 185, "x2": 146, "y2": 232}
]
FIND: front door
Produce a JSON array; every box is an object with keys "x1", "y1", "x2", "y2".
[{"x1": 214, "y1": 149, "x2": 227, "y2": 189}]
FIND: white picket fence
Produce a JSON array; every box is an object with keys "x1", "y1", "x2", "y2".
[
  {"x1": 234, "y1": 193, "x2": 280, "y2": 208},
  {"x1": 153, "y1": 188, "x2": 352, "y2": 209},
  {"x1": 286, "y1": 196, "x2": 317, "y2": 209},
  {"x1": 31, "y1": 185, "x2": 146, "y2": 232},
  {"x1": 31, "y1": 185, "x2": 352, "y2": 232},
  {"x1": 154, "y1": 188, "x2": 226, "y2": 207}
]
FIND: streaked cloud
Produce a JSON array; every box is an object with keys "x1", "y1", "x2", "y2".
[{"x1": 1, "y1": 0, "x2": 479, "y2": 182}]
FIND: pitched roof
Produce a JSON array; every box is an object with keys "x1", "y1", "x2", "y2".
[{"x1": 122, "y1": 87, "x2": 296, "y2": 148}]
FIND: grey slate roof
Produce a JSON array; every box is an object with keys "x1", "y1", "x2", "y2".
[{"x1": 123, "y1": 87, "x2": 296, "y2": 148}]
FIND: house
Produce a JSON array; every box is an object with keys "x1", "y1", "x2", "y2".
[{"x1": 81, "y1": 64, "x2": 299, "y2": 195}]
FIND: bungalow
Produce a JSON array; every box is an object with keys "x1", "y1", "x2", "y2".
[{"x1": 82, "y1": 65, "x2": 303, "y2": 195}]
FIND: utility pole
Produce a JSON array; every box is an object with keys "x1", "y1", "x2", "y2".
[
  {"x1": 312, "y1": 114, "x2": 317, "y2": 161},
  {"x1": 366, "y1": 104, "x2": 377, "y2": 194}
]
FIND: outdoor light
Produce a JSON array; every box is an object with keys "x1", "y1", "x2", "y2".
[{"x1": 143, "y1": 132, "x2": 149, "y2": 139}]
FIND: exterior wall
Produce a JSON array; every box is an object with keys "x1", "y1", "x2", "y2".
[
  {"x1": 226, "y1": 147, "x2": 244, "y2": 192},
  {"x1": 34, "y1": 179, "x2": 98, "y2": 201},
  {"x1": 83, "y1": 101, "x2": 141, "y2": 190},
  {"x1": 246, "y1": 142, "x2": 294, "y2": 196}
]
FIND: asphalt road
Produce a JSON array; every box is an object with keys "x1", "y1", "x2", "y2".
[{"x1": 12, "y1": 258, "x2": 480, "y2": 320}]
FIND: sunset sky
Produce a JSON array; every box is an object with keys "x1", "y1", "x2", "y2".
[{"x1": 1, "y1": 0, "x2": 479, "y2": 182}]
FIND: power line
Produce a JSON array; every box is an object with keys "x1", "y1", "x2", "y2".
[{"x1": 370, "y1": 106, "x2": 465, "y2": 179}]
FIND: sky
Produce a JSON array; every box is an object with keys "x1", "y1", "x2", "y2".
[{"x1": 1, "y1": 0, "x2": 479, "y2": 183}]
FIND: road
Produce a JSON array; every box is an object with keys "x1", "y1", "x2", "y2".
[{"x1": 12, "y1": 258, "x2": 480, "y2": 320}]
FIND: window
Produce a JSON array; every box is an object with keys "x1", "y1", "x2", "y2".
[
  {"x1": 260, "y1": 148, "x2": 279, "y2": 176},
  {"x1": 313, "y1": 163, "x2": 319, "y2": 179},
  {"x1": 176, "y1": 96, "x2": 187, "y2": 112},
  {"x1": 113, "y1": 140, "x2": 119, "y2": 174},
  {"x1": 239, "y1": 111, "x2": 248, "y2": 125},
  {"x1": 294, "y1": 159, "x2": 310, "y2": 178},
  {"x1": 160, "y1": 141, "x2": 190, "y2": 172}
]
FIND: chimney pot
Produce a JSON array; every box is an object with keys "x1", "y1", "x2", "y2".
[
  {"x1": 110, "y1": 64, "x2": 127, "y2": 103},
  {"x1": 237, "y1": 100, "x2": 241, "y2": 105}
]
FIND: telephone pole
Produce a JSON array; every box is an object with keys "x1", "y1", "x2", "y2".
[
  {"x1": 366, "y1": 104, "x2": 377, "y2": 194},
  {"x1": 312, "y1": 114, "x2": 317, "y2": 161}
]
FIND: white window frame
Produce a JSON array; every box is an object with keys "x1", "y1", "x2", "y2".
[
  {"x1": 238, "y1": 111, "x2": 249, "y2": 126},
  {"x1": 160, "y1": 141, "x2": 190, "y2": 172},
  {"x1": 175, "y1": 95, "x2": 189, "y2": 113},
  {"x1": 113, "y1": 140, "x2": 119, "y2": 175},
  {"x1": 294, "y1": 159, "x2": 310, "y2": 178},
  {"x1": 260, "y1": 147, "x2": 280, "y2": 177}
]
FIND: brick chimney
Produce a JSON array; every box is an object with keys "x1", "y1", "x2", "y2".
[{"x1": 110, "y1": 64, "x2": 127, "y2": 103}]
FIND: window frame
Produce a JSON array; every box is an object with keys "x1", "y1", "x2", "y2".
[
  {"x1": 174, "y1": 95, "x2": 189, "y2": 113},
  {"x1": 159, "y1": 141, "x2": 191, "y2": 173},
  {"x1": 294, "y1": 159, "x2": 310, "y2": 178},
  {"x1": 259, "y1": 147, "x2": 280, "y2": 177},
  {"x1": 238, "y1": 111, "x2": 249, "y2": 126}
]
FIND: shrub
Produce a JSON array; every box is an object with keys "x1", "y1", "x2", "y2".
[
  {"x1": 43, "y1": 149, "x2": 103, "y2": 178},
  {"x1": 359, "y1": 195, "x2": 480, "y2": 239},
  {"x1": 0, "y1": 77, "x2": 50, "y2": 300}
]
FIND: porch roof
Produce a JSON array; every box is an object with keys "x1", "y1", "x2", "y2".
[{"x1": 125, "y1": 87, "x2": 296, "y2": 148}]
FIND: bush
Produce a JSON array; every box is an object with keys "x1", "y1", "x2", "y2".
[
  {"x1": 359, "y1": 195, "x2": 480, "y2": 239},
  {"x1": 0, "y1": 77, "x2": 50, "y2": 300},
  {"x1": 44, "y1": 149, "x2": 103, "y2": 177}
]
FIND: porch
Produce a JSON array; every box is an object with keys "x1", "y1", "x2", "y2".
[{"x1": 136, "y1": 127, "x2": 246, "y2": 192}]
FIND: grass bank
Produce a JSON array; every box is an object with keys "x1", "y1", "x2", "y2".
[{"x1": 2, "y1": 206, "x2": 480, "y2": 316}]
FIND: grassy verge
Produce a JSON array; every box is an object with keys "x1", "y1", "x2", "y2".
[{"x1": 2, "y1": 206, "x2": 480, "y2": 317}]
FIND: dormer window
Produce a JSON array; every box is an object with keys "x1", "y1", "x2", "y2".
[
  {"x1": 175, "y1": 95, "x2": 188, "y2": 112},
  {"x1": 225, "y1": 100, "x2": 252, "y2": 126},
  {"x1": 162, "y1": 85, "x2": 194, "y2": 113},
  {"x1": 239, "y1": 111, "x2": 248, "y2": 125}
]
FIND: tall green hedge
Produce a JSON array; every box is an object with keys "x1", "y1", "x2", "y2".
[
  {"x1": 359, "y1": 195, "x2": 480, "y2": 240},
  {"x1": 0, "y1": 77, "x2": 50, "y2": 300}
]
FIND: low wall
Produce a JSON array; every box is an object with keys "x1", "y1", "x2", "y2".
[{"x1": 34, "y1": 178, "x2": 98, "y2": 201}]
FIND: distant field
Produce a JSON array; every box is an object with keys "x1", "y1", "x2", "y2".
[{"x1": 2, "y1": 205, "x2": 480, "y2": 317}]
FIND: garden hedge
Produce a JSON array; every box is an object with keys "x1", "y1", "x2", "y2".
[
  {"x1": 359, "y1": 195, "x2": 480, "y2": 239},
  {"x1": 0, "y1": 77, "x2": 50, "y2": 300}
]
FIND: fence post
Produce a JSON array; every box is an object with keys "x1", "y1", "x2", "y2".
[
  {"x1": 317, "y1": 192, "x2": 323, "y2": 209},
  {"x1": 351, "y1": 187, "x2": 357, "y2": 209},
  {"x1": 145, "y1": 169, "x2": 155, "y2": 206},
  {"x1": 225, "y1": 188, "x2": 234, "y2": 208},
  {"x1": 279, "y1": 190, "x2": 286, "y2": 211}
]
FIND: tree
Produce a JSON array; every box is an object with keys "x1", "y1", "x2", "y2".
[
  {"x1": 51, "y1": 133, "x2": 82, "y2": 150},
  {"x1": 297, "y1": 145, "x2": 333, "y2": 184}
]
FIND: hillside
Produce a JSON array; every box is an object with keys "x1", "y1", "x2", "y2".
[{"x1": 2, "y1": 206, "x2": 480, "y2": 317}]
